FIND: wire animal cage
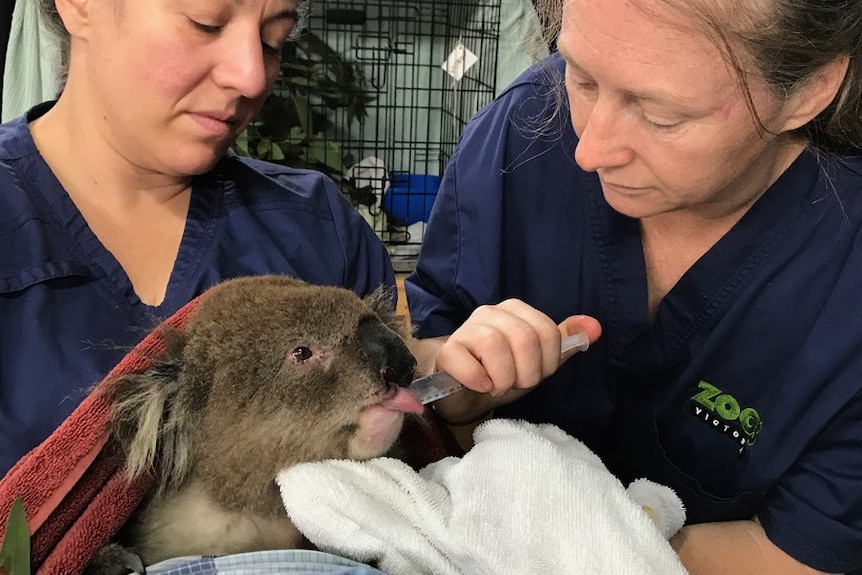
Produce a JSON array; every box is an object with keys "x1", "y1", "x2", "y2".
[{"x1": 301, "y1": 0, "x2": 502, "y2": 271}]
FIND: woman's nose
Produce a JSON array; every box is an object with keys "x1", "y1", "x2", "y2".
[
  {"x1": 213, "y1": 35, "x2": 271, "y2": 100},
  {"x1": 572, "y1": 100, "x2": 635, "y2": 172}
]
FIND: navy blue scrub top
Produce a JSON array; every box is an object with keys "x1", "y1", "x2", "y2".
[
  {"x1": 0, "y1": 102, "x2": 395, "y2": 477},
  {"x1": 407, "y1": 53, "x2": 862, "y2": 573}
]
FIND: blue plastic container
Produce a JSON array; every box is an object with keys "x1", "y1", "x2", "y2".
[{"x1": 382, "y1": 173, "x2": 441, "y2": 226}]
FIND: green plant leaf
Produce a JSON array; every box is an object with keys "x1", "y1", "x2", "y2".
[
  {"x1": 270, "y1": 142, "x2": 285, "y2": 161},
  {"x1": 243, "y1": 30, "x2": 369, "y2": 195},
  {"x1": 287, "y1": 126, "x2": 307, "y2": 144},
  {"x1": 288, "y1": 76, "x2": 312, "y2": 87},
  {"x1": 0, "y1": 498, "x2": 31, "y2": 575},
  {"x1": 234, "y1": 130, "x2": 250, "y2": 156},
  {"x1": 292, "y1": 95, "x2": 311, "y2": 137},
  {"x1": 304, "y1": 139, "x2": 345, "y2": 173},
  {"x1": 256, "y1": 139, "x2": 273, "y2": 159}
]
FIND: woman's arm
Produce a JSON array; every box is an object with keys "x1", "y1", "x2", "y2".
[{"x1": 672, "y1": 519, "x2": 840, "y2": 575}]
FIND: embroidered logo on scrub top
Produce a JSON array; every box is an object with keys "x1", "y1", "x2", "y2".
[{"x1": 689, "y1": 380, "x2": 762, "y2": 455}]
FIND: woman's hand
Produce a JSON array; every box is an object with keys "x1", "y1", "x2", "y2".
[{"x1": 416, "y1": 299, "x2": 601, "y2": 424}]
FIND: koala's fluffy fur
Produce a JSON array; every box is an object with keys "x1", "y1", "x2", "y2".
[{"x1": 87, "y1": 275, "x2": 419, "y2": 572}]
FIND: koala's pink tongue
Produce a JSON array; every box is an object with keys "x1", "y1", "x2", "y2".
[{"x1": 380, "y1": 388, "x2": 425, "y2": 414}]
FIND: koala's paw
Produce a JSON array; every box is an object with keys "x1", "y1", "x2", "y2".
[
  {"x1": 84, "y1": 543, "x2": 146, "y2": 575},
  {"x1": 626, "y1": 477, "x2": 686, "y2": 539}
]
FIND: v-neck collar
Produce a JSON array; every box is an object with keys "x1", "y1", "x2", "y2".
[
  {"x1": 591, "y1": 151, "x2": 821, "y2": 373},
  {"x1": 155, "y1": 174, "x2": 221, "y2": 314}
]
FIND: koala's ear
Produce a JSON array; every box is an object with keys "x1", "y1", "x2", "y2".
[
  {"x1": 364, "y1": 285, "x2": 405, "y2": 335},
  {"x1": 103, "y1": 330, "x2": 196, "y2": 492}
]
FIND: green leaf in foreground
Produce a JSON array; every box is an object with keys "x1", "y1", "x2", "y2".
[{"x1": 0, "y1": 498, "x2": 30, "y2": 575}]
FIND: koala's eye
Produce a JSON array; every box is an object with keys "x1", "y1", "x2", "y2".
[{"x1": 289, "y1": 346, "x2": 314, "y2": 363}]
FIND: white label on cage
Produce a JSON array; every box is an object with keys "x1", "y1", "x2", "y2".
[{"x1": 442, "y1": 41, "x2": 478, "y2": 81}]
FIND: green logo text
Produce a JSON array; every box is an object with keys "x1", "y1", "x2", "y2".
[{"x1": 690, "y1": 381, "x2": 763, "y2": 454}]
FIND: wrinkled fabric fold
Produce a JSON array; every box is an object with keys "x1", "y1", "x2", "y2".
[{"x1": 280, "y1": 418, "x2": 688, "y2": 575}]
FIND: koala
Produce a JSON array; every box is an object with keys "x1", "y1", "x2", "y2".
[{"x1": 86, "y1": 275, "x2": 424, "y2": 574}]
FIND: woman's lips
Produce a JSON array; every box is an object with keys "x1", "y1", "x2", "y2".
[
  {"x1": 188, "y1": 112, "x2": 236, "y2": 138},
  {"x1": 601, "y1": 180, "x2": 649, "y2": 195}
]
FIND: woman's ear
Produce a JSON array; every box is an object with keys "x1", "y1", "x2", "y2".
[
  {"x1": 54, "y1": 0, "x2": 91, "y2": 38},
  {"x1": 779, "y1": 55, "x2": 850, "y2": 132}
]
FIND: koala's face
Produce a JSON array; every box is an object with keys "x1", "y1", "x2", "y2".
[{"x1": 179, "y1": 276, "x2": 423, "y2": 470}]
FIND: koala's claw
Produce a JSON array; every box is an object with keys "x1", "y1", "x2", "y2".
[{"x1": 85, "y1": 543, "x2": 146, "y2": 575}]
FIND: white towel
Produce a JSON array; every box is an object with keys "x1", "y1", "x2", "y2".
[{"x1": 278, "y1": 419, "x2": 688, "y2": 575}]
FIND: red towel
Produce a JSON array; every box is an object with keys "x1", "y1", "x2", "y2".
[{"x1": 0, "y1": 292, "x2": 461, "y2": 574}]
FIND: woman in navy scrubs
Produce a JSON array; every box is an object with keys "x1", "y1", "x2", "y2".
[
  {"x1": 0, "y1": 0, "x2": 394, "y2": 476},
  {"x1": 407, "y1": 0, "x2": 862, "y2": 573}
]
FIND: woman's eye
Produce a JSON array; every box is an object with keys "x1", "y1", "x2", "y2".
[
  {"x1": 568, "y1": 79, "x2": 598, "y2": 101},
  {"x1": 261, "y1": 26, "x2": 293, "y2": 59},
  {"x1": 191, "y1": 19, "x2": 221, "y2": 35},
  {"x1": 566, "y1": 75, "x2": 597, "y2": 94},
  {"x1": 643, "y1": 114, "x2": 684, "y2": 131},
  {"x1": 289, "y1": 346, "x2": 314, "y2": 363}
]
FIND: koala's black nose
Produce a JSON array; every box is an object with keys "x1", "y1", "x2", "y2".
[{"x1": 357, "y1": 318, "x2": 416, "y2": 387}]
